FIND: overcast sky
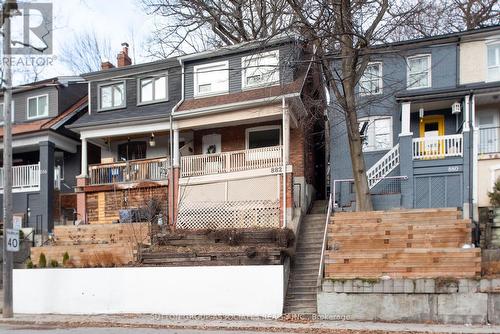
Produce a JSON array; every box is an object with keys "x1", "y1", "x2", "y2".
[{"x1": 9, "y1": 0, "x2": 157, "y2": 83}]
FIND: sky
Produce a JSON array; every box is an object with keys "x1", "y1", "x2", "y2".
[{"x1": 8, "y1": 0, "x2": 157, "y2": 84}]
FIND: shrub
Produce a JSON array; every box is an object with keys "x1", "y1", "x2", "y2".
[
  {"x1": 489, "y1": 178, "x2": 500, "y2": 207},
  {"x1": 38, "y1": 253, "x2": 47, "y2": 268},
  {"x1": 26, "y1": 260, "x2": 34, "y2": 269},
  {"x1": 49, "y1": 259, "x2": 59, "y2": 268},
  {"x1": 62, "y1": 252, "x2": 70, "y2": 266}
]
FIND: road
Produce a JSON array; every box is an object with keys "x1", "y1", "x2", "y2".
[{"x1": 0, "y1": 324, "x2": 292, "y2": 334}]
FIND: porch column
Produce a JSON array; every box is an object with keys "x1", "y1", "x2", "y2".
[
  {"x1": 39, "y1": 141, "x2": 55, "y2": 233},
  {"x1": 399, "y1": 102, "x2": 414, "y2": 208},
  {"x1": 76, "y1": 138, "x2": 88, "y2": 224},
  {"x1": 471, "y1": 95, "x2": 479, "y2": 223},
  {"x1": 169, "y1": 128, "x2": 180, "y2": 226}
]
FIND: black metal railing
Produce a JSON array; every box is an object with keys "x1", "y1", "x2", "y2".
[{"x1": 479, "y1": 126, "x2": 500, "y2": 154}]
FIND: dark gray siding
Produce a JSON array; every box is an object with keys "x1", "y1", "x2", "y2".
[
  {"x1": 0, "y1": 86, "x2": 59, "y2": 124},
  {"x1": 72, "y1": 65, "x2": 182, "y2": 127},
  {"x1": 184, "y1": 42, "x2": 299, "y2": 99},
  {"x1": 57, "y1": 83, "x2": 87, "y2": 114}
]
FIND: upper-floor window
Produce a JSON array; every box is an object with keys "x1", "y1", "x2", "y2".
[
  {"x1": 407, "y1": 55, "x2": 431, "y2": 89},
  {"x1": 487, "y1": 43, "x2": 500, "y2": 82},
  {"x1": 27, "y1": 94, "x2": 48, "y2": 119},
  {"x1": 139, "y1": 74, "x2": 168, "y2": 104},
  {"x1": 99, "y1": 82, "x2": 125, "y2": 110},
  {"x1": 194, "y1": 61, "x2": 229, "y2": 97},
  {"x1": 0, "y1": 101, "x2": 15, "y2": 124},
  {"x1": 242, "y1": 50, "x2": 280, "y2": 89},
  {"x1": 359, "y1": 62, "x2": 382, "y2": 95},
  {"x1": 359, "y1": 116, "x2": 392, "y2": 151}
]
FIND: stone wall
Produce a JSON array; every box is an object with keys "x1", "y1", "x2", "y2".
[{"x1": 318, "y1": 278, "x2": 500, "y2": 324}]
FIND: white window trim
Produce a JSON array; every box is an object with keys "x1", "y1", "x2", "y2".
[
  {"x1": 242, "y1": 50, "x2": 280, "y2": 90},
  {"x1": 97, "y1": 80, "x2": 127, "y2": 111},
  {"x1": 486, "y1": 40, "x2": 500, "y2": 83},
  {"x1": 359, "y1": 62, "x2": 383, "y2": 96},
  {"x1": 245, "y1": 125, "x2": 282, "y2": 150},
  {"x1": 26, "y1": 94, "x2": 49, "y2": 120},
  {"x1": 137, "y1": 72, "x2": 169, "y2": 105},
  {"x1": 359, "y1": 116, "x2": 393, "y2": 152},
  {"x1": 0, "y1": 101, "x2": 15, "y2": 125},
  {"x1": 193, "y1": 61, "x2": 229, "y2": 98},
  {"x1": 406, "y1": 54, "x2": 432, "y2": 90}
]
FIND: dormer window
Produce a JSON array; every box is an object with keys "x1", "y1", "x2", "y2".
[
  {"x1": 99, "y1": 81, "x2": 125, "y2": 110},
  {"x1": 139, "y1": 74, "x2": 168, "y2": 104},
  {"x1": 193, "y1": 61, "x2": 229, "y2": 97},
  {"x1": 0, "y1": 101, "x2": 15, "y2": 124},
  {"x1": 242, "y1": 50, "x2": 280, "y2": 89},
  {"x1": 487, "y1": 42, "x2": 500, "y2": 82},
  {"x1": 407, "y1": 54, "x2": 431, "y2": 89},
  {"x1": 27, "y1": 94, "x2": 48, "y2": 119}
]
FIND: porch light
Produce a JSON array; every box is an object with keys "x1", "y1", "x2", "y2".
[
  {"x1": 149, "y1": 133, "x2": 156, "y2": 147},
  {"x1": 419, "y1": 107, "x2": 424, "y2": 119},
  {"x1": 451, "y1": 102, "x2": 461, "y2": 114}
]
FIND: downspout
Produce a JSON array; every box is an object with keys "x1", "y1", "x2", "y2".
[
  {"x1": 282, "y1": 96, "x2": 287, "y2": 228},
  {"x1": 87, "y1": 81, "x2": 92, "y2": 115},
  {"x1": 169, "y1": 59, "x2": 185, "y2": 226}
]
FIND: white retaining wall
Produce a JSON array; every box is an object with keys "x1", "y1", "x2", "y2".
[{"x1": 13, "y1": 265, "x2": 284, "y2": 316}]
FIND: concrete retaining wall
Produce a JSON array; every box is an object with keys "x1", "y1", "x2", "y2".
[
  {"x1": 13, "y1": 265, "x2": 284, "y2": 316},
  {"x1": 318, "y1": 278, "x2": 500, "y2": 324}
]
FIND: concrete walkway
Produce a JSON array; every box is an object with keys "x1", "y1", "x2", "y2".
[{"x1": 0, "y1": 314, "x2": 499, "y2": 333}]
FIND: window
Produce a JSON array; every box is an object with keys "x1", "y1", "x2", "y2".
[
  {"x1": 359, "y1": 62, "x2": 382, "y2": 95},
  {"x1": 487, "y1": 43, "x2": 500, "y2": 82},
  {"x1": 242, "y1": 50, "x2": 280, "y2": 88},
  {"x1": 0, "y1": 101, "x2": 15, "y2": 124},
  {"x1": 27, "y1": 94, "x2": 48, "y2": 119},
  {"x1": 359, "y1": 116, "x2": 392, "y2": 151},
  {"x1": 194, "y1": 61, "x2": 229, "y2": 97},
  {"x1": 118, "y1": 141, "x2": 147, "y2": 161},
  {"x1": 407, "y1": 55, "x2": 431, "y2": 89},
  {"x1": 139, "y1": 74, "x2": 168, "y2": 104},
  {"x1": 99, "y1": 82, "x2": 125, "y2": 110},
  {"x1": 246, "y1": 126, "x2": 281, "y2": 149}
]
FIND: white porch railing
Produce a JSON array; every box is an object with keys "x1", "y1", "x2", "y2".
[
  {"x1": 412, "y1": 134, "x2": 463, "y2": 160},
  {"x1": 366, "y1": 143, "x2": 400, "y2": 189},
  {"x1": 180, "y1": 145, "x2": 283, "y2": 178},
  {"x1": 89, "y1": 157, "x2": 170, "y2": 186},
  {"x1": 0, "y1": 163, "x2": 41, "y2": 192}
]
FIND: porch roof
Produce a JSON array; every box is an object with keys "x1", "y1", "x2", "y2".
[
  {"x1": 396, "y1": 82, "x2": 500, "y2": 103},
  {"x1": 0, "y1": 96, "x2": 88, "y2": 139}
]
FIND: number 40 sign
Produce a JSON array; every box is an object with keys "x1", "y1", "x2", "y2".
[{"x1": 6, "y1": 229, "x2": 19, "y2": 252}]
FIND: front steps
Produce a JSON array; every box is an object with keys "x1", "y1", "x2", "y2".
[{"x1": 284, "y1": 201, "x2": 327, "y2": 314}]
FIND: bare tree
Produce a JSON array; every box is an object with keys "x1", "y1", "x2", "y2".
[
  {"x1": 141, "y1": 0, "x2": 293, "y2": 57},
  {"x1": 60, "y1": 29, "x2": 113, "y2": 73}
]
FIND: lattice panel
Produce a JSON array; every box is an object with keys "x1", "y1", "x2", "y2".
[{"x1": 177, "y1": 200, "x2": 280, "y2": 229}]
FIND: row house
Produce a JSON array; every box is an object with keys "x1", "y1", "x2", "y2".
[
  {"x1": 72, "y1": 38, "x2": 325, "y2": 229},
  {"x1": 330, "y1": 25, "x2": 500, "y2": 221},
  {"x1": 0, "y1": 77, "x2": 87, "y2": 240}
]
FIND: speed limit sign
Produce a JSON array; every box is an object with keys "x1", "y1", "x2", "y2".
[{"x1": 6, "y1": 229, "x2": 19, "y2": 252}]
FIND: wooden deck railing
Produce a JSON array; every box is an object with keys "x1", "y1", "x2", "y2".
[
  {"x1": 180, "y1": 145, "x2": 283, "y2": 177},
  {"x1": 412, "y1": 134, "x2": 463, "y2": 160},
  {"x1": 89, "y1": 157, "x2": 170, "y2": 185},
  {"x1": 0, "y1": 163, "x2": 41, "y2": 192}
]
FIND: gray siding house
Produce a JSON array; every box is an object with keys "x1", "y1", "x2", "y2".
[
  {"x1": 330, "y1": 26, "x2": 500, "y2": 218},
  {"x1": 0, "y1": 77, "x2": 87, "y2": 240}
]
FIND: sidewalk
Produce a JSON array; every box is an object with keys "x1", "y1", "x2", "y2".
[{"x1": 0, "y1": 314, "x2": 499, "y2": 333}]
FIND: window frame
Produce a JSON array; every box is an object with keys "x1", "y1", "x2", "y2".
[
  {"x1": 97, "y1": 80, "x2": 127, "y2": 111},
  {"x1": 486, "y1": 41, "x2": 500, "y2": 83},
  {"x1": 193, "y1": 61, "x2": 229, "y2": 97},
  {"x1": 137, "y1": 72, "x2": 169, "y2": 105},
  {"x1": 241, "y1": 50, "x2": 280, "y2": 89},
  {"x1": 26, "y1": 94, "x2": 49, "y2": 120},
  {"x1": 245, "y1": 125, "x2": 282, "y2": 150},
  {"x1": 359, "y1": 61, "x2": 383, "y2": 96},
  {"x1": 406, "y1": 54, "x2": 432, "y2": 90},
  {"x1": 0, "y1": 100, "x2": 15, "y2": 125},
  {"x1": 358, "y1": 116, "x2": 393, "y2": 152}
]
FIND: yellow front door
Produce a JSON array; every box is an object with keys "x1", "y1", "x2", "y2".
[{"x1": 419, "y1": 115, "x2": 445, "y2": 157}]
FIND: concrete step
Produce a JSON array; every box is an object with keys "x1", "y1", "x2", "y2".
[{"x1": 287, "y1": 286, "x2": 317, "y2": 294}]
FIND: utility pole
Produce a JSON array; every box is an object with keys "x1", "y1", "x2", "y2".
[{"x1": 1, "y1": 0, "x2": 17, "y2": 318}]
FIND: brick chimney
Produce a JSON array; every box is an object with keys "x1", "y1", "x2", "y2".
[
  {"x1": 101, "y1": 61, "x2": 115, "y2": 70},
  {"x1": 117, "y1": 42, "x2": 132, "y2": 67}
]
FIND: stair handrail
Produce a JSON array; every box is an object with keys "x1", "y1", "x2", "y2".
[
  {"x1": 366, "y1": 143, "x2": 400, "y2": 189},
  {"x1": 317, "y1": 192, "x2": 333, "y2": 289}
]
